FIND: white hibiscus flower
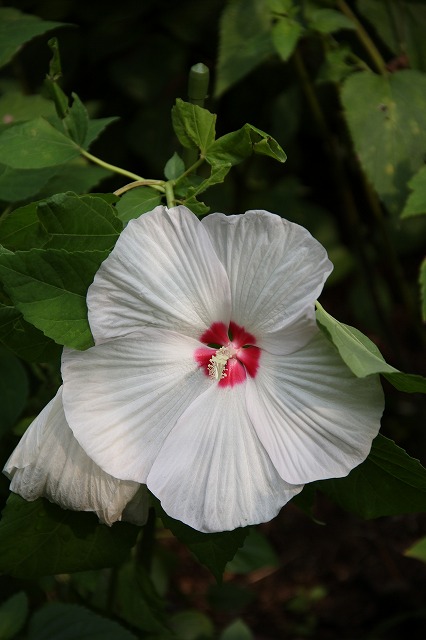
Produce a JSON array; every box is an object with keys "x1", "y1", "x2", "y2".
[{"x1": 3, "y1": 206, "x2": 384, "y2": 532}]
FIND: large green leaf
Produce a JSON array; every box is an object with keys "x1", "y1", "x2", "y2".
[
  {"x1": 0, "y1": 91, "x2": 56, "y2": 123},
  {"x1": 318, "y1": 435, "x2": 426, "y2": 518},
  {"x1": 0, "y1": 304, "x2": 61, "y2": 362},
  {"x1": 0, "y1": 8, "x2": 67, "y2": 69},
  {"x1": 341, "y1": 70, "x2": 426, "y2": 214},
  {"x1": 37, "y1": 192, "x2": 122, "y2": 251},
  {"x1": 215, "y1": 0, "x2": 275, "y2": 96},
  {"x1": 0, "y1": 495, "x2": 139, "y2": 578},
  {"x1": 0, "y1": 202, "x2": 48, "y2": 250},
  {"x1": 0, "y1": 248, "x2": 108, "y2": 350},
  {"x1": 0, "y1": 347, "x2": 28, "y2": 434},
  {"x1": 0, "y1": 164, "x2": 59, "y2": 203},
  {"x1": 0, "y1": 117, "x2": 79, "y2": 169},
  {"x1": 156, "y1": 501, "x2": 248, "y2": 582},
  {"x1": 316, "y1": 303, "x2": 426, "y2": 393},
  {"x1": 28, "y1": 603, "x2": 138, "y2": 640}
]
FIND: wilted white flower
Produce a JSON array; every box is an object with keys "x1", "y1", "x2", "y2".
[{"x1": 4, "y1": 206, "x2": 383, "y2": 532}]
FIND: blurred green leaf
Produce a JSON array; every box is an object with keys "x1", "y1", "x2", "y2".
[
  {"x1": 0, "y1": 164, "x2": 59, "y2": 203},
  {"x1": 115, "y1": 187, "x2": 162, "y2": 223},
  {"x1": 27, "y1": 603, "x2": 137, "y2": 640},
  {"x1": 215, "y1": 0, "x2": 274, "y2": 96},
  {"x1": 318, "y1": 435, "x2": 426, "y2": 518},
  {"x1": 0, "y1": 118, "x2": 79, "y2": 169},
  {"x1": 0, "y1": 592, "x2": 28, "y2": 640},
  {"x1": 271, "y1": 16, "x2": 303, "y2": 62},
  {"x1": 0, "y1": 91, "x2": 56, "y2": 123},
  {"x1": 0, "y1": 347, "x2": 28, "y2": 434},
  {"x1": 405, "y1": 535, "x2": 426, "y2": 563},
  {"x1": 316, "y1": 303, "x2": 426, "y2": 393},
  {"x1": 114, "y1": 563, "x2": 172, "y2": 635},
  {"x1": 308, "y1": 8, "x2": 355, "y2": 34},
  {"x1": 0, "y1": 495, "x2": 139, "y2": 578},
  {"x1": 402, "y1": 165, "x2": 426, "y2": 218},
  {"x1": 170, "y1": 610, "x2": 214, "y2": 640},
  {"x1": 220, "y1": 619, "x2": 254, "y2": 640},
  {"x1": 341, "y1": 70, "x2": 426, "y2": 215},
  {"x1": 37, "y1": 192, "x2": 122, "y2": 251},
  {"x1": 226, "y1": 527, "x2": 279, "y2": 574},
  {"x1": 156, "y1": 501, "x2": 248, "y2": 582},
  {"x1": 172, "y1": 99, "x2": 216, "y2": 153},
  {"x1": 0, "y1": 8, "x2": 68, "y2": 69},
  {"x1": 0, "y1": 248, "x2": 108, "y2": 350},
  {"x1": 357, "y1": 0, "x2": 426, "y2": 72}
]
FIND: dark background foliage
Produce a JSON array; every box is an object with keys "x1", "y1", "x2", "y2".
[{"x1": 0, "y1": 0, "x2": 426, "y2": 638}]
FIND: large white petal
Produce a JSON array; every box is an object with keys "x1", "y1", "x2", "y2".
[
  {"x1": 246, "y1": 332, "x2": 384, "y2": 485},
  {"x1": 3, "y1": 387, "x2": 146, "y2": 526},
  {"x1": 202, "y1": 210, "x2": 333, "y2": 352},
  {"x1": 62, "y1": 329, "x2": 211, "y2": 483},
  {"x1": 88, "y1": 205, "x2": 231, "y2": 344},
  {"x1": 147, "y1": 384, "x2": 303, "y2": 533}
]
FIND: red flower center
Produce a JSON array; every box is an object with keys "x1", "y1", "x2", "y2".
[{"x1": 194, "y1": 321, "x2": 261, "y2": 387}]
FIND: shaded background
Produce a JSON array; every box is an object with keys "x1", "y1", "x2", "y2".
[{"x1": 0, "y1": 0, "x2": 426, "y2": 638}]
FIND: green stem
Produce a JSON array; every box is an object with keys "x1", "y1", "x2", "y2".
[
  {"x1": 79, "y1": 147, "x2": 146, "y2": 182},
  {"x1": 114, "y1": 179, "x2": 165, "y2": 197},
  {"x1": 164, "y1": 181, "x2": 176, "y2": 208},
  {"x1": 173, "y1": 156, "x2": 205, "y2": 187},
  {"x1": 337, "y1": 0, "x2": 387, "y2": 75}
]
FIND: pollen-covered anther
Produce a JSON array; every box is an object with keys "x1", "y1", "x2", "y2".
[{"x1": 208, "y1": 346, "x2": 235, "y2": 381}]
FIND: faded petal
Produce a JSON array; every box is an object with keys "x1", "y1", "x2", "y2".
[
  {"x1": 62, "y1": 329, "x2": 211, "y2": 483},
  {"x1": 3, "y1": 387, "x2": 146, "y2": 526},
  {"x1": 147, "y1": 384, "x2": 303, "y2": 533},
  {"x1": 202, "y1": 210, "x2": 332, "y2": 352},
  {"x1": 88, "y1": 205, "x2": 231, "y2": 344},
  {"x1": 246, "y1": 331, "x2": 384, "y2": 485}
]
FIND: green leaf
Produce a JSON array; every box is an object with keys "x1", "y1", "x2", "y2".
[
  {"x1": 220, "y1": 619, "x2": 254, "y2": 640},
  {"x1": 0, "y1": 117, "x2": 79, "y2": 169},
  {"x1": 171, "y1": 98, "x2": 216, "y2": 153},
  {"x1": 115, "y1": 186, "x2": 163, "y2": 223},
  {"x1": 0, "y1": 347, "x2": 28, "y2": 434},
  {"x1": 0, "y1": 495, "x2": 139, "y2": 578},
  {"x1": 0, "y1": 248, "x2": 108, "y2": 350},
  {"x1": 0, "y1": 202, "x2": 48, "y2": 250},
  {"x1": 226, "y1": 527, "x2": 279, "y2": 574},
  {"x1": 28, "y1": 603, "x2": 138, "y2": 640},
  {"x1": 37, "y1": 161, "x2": 112, "y2": 199},
  {"x1": 37, "y1": 192, "x2": 122, "y2": 251},
  {"x1": 207, "y1": 123, "x2": 286, "y2": 166},
  {"x1": 402, "y1": 165, "x2": 426, "y2": 218},
  {"x1": 215, "y1": 0, "x2": 275, "y2": 96},
  {"x1": 0, "y1": 8, "x2": 68, "y2": 69},
  {"x1": 164, "y1": 151, "x2": 185, "y2": 180},
  {"x1": 318, "y1": 435, "x2": 426, "y2": 518},
  {"x1": 341, "y1": 70, "x2": 426, "y2": 215},
  {"x1": 170, "y1": 611, "x2": 214, "y2": 639},
  {"x1": 308, "y1": 8, "x2": 355, "y2": 34},
  {"x1": 316, "y1": 303, "x2": 426, "y2": 393},
  {"x1": 63, "y1": 93, "x2": 89, "y2": 145},
  {"x1": 114, "y1": 563, "x2": 172, "y2": 635},
  {"x1": 405, "y1": 536, "x2": 426, "y2": 563},
  {"x1": 0, "y1": 592, "x2": 28, "y2": 640},
  {"x1": 156, "y1": 502, "x2": 248, "y2": 582},
  {"x1": 271, "y1": 17, "x2": 304, "y2": 62}
]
